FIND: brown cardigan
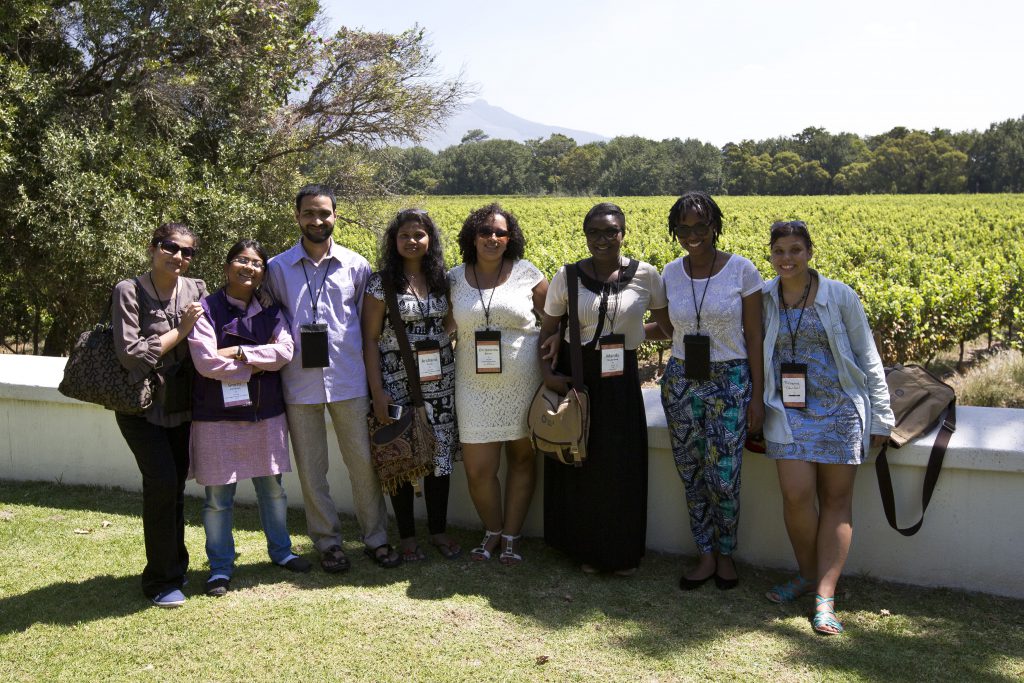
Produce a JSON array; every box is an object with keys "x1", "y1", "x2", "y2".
[{"x1": 112, "y1": 276, "x2": 207, "y2": 427}]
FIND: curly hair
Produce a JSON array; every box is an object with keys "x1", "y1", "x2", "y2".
[
  {"x1": 667, "y1": 191, "x2": 724, "y2": 245},
  {"x1": 457, "y1": 203, "x2": 526, "y2": 265},
  {"x1": 378, "y1": 209, "x2": 448, "y2": 295}
]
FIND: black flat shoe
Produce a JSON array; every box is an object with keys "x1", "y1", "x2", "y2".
[
  {"x1": 714, "y1": 573, "x2": 739, "y2": 590},
  {"x1": 679, "y1": 572, "x2": 715, "y2": 591},
  {"x1": 205, "y1": 577, "x2": 230, "y2": 597}
]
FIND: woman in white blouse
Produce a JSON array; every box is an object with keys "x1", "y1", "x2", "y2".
[
  {"x1": 647, "y1": 191, "x2": 764, "y2": 591},
  {"x1": 539, "y1": 202, "x2": 669, "y2": 576}
]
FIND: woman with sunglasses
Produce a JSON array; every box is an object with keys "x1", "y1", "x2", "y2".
[
  {"x1": 187, "y1": 239, "x2": 310, "y2": 598},
  {"x1": 539, "y1": 202, "x2": 669, "y2": 576},
  {"x1": 361, "y1": 209, "x2": 462, "y2": 562},
  {"x1": 112, "y1": 222, "x2": 206, "y2": 607},
  {"x1": 449, "y1": 203, "x2": 548, "y2": 564},
  {"x1": 761, "y1": 221, "x2": 892, "y2": 635},
  {"x1": 647, "y1": 191, "x2": 764, "y2": 591}
]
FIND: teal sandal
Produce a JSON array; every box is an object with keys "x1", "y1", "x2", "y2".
[
  {"x1": 812, "y1": 595, "x2": 844, "y2": 635},
  {"x1": 766, "y1": 575, "x2": 813, "y2": 604}
]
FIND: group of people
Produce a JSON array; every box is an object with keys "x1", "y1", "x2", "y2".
[{"x1": 111, "y1": 186, "x2": 893, "y2": 636}]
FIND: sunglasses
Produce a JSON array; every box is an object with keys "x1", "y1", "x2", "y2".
[
  {"x1": 672, "y1": 222, "x2": 712, "y2": 239},
  {"x1": 583, "y1": 227, "x2": 622, "y2": 242},
  {"x1": 153, "y1": 239, "x2": 196, "y2": 259},
  {"x1": 477, "y1": 227, "x2": 510, "y2": 239}
]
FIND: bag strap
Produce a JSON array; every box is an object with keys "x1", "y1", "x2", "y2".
[
  {"x1": 381, "y1": 276, "x2": 426, "y2": 408},
  {"x1": 565, "y1": 263, "x2": 585, "y2": 392},
  {"x1": 875, "y1": 399, "x2": 956, "y2": 536}
]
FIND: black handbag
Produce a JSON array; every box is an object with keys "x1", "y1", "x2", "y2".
[{"x1": 59, "y1": 279, "x2": 154, "y2": 414}]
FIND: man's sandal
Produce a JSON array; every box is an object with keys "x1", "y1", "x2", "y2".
[
  {"x1": 470, "y1": 529, "x2": 502, "y2": 561},
  {"x1": 766, "y1": 575, "x2": 813, "y2": 604},
  {"x1": 499, "y1": 534, "x2": 522, "y2": 566},
  {"x1": 364, "y1": 544, "x2": 403, "y2": 569},
  {"x1": 812, "y1": 595, "x2": 844, "y2": 635},
  {"x1": 320, "y1": 545, "x2": 351, "y2": 574}
]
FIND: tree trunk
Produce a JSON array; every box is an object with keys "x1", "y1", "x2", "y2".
[{"x1": 42, "y1": 316, "x2": 73, "y2": 357}]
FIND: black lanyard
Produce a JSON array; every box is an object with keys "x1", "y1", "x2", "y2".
[
  {"x1": 781, "y1": 275, "x2": 813, "y2": 362},
  {"x1": 405, "y1": 273, "x2": 431, "y2": 320},
  {"x1": 687, "y1": 250, "x2": 717, "y2": 332},
  {"x1": 300, "y1": 258, "x2": 334, "y2": 323},
  {"x1": 472, "y1": 261, "x2": 506, "y2": 330},
  {"x1": 149, "y1": 273, "x2": 182, "y2": 327},
  {"x1": 595, "y1": 259, "x2": 623, "y2": 335}
]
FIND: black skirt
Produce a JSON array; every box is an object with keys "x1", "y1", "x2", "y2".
[{"x1": 543, "y1": 345, "x2": 648, "y2": 571}]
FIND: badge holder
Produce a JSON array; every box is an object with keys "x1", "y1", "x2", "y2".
[
  {"x1": 474, "y1": 330, "x2": 502, "y2": 374},
  {"x1": 415, "y1": 339, "x2": 442, "y2": 382},
  {"x1": 683, "y1": 333, "x2": 711, "y2": 381},
  {"x1": 300, "y1": 322, "x2": 329, "y2": 368},
  {"x1": 221, "y1": 381, "x2": 252, "y2": 408},
  {"x1": 599, "y1": 333, "x2": 625, "y2": 377},
  {"x1": 780, "y1": 361, "x2": 808, "y2": 409}
]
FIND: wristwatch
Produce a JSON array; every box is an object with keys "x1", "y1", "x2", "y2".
[{"x1": 234, "y1": 346, "x2": 245, "y2": 362}]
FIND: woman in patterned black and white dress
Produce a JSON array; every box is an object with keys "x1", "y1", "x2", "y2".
[{"x1": 362, "y1": 209, "x2": 462, "y2": 562}]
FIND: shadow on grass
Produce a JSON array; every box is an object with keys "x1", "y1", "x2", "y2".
[{"x1": 3, "y1": 480, "x2": 1023, "y2": 681}]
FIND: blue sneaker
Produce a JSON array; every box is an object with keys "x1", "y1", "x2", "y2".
[{"x1": 151, "y1": 589, "x2": 186, "y2": 608}]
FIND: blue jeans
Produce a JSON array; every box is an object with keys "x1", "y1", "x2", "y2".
[{"x1": 203, "y1": 475, "x2": 294, "y2": 578}]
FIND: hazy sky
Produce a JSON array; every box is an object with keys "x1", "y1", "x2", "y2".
[{"x1": 322, "y1": 0, "x2": 1023, "y2": 145}]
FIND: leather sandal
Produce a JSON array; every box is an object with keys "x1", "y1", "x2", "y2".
[
  {"x1": 498, "y1": 534, "x2": 522, "y2": 566},
  {"x1": 766, "y1": 575, "x2": 813, "y2": 604},
  {"x1": 364, "y1": 544, "x2": 403, "y2": 569},
  {"x1": 812, "y1": 595, "x2": 844, "y2": 635},
  {"x1": 470, "y1": 529, "x2": 502, "y2": 561},
  {"x1": 320, "y1": 545, "x2": 351, "y2": 574}
]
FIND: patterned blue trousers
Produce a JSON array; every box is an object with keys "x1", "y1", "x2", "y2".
[{"x1": 660, "y1": 357, "x2": 751, "y2": 555}]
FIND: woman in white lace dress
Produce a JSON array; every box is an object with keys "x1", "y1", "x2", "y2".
[{"x1": 449, "y1": 203, "x2": 548, "y2": 565}]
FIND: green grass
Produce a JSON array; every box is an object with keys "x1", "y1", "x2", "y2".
[{"x1": 2, "y1": 479, "x2": 1022, "y2": 682}]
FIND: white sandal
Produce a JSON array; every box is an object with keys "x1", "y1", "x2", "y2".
[
  {"x1": 499, "y1": 534, "x2": 523, "y2": 565},
  {"x1": 470, "y1": 529, "x2": 502, "y2": 561}
]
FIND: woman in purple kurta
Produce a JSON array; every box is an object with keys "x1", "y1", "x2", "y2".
[{"x1": 187, "y1": 239, "x2": 311, "y2": 597}]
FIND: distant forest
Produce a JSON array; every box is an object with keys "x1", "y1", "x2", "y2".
[{"x1": 374, "y1": 117, "x2": 1024, "y2": 196}]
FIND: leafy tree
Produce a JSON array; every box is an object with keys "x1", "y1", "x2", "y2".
[
  {"x1": 969, "y1": 117, "x2": 1024, "y2": 192},
  {"x1": 461, "y1": 129, "x2": 489, "y2": 144},
  {"x1": 557, "y1": 143, "x2": 605, "y2": 195},
  {"x1": 0, "y1": 1, "x2": 466, "y2": 354}
]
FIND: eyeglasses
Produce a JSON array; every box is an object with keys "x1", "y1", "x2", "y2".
[
  {"x1": 229, "y1": 256, "x2": 264, "y2": 271},
  {"x1": 477, "y1": 227, "x2": 510, "y2": 239},
  {"x1": 583, "y1": 228, "x2": 622, "y2": 242},
  {"x1": 672, "y1": 222, "x2": 712, "y2": 239},
  {"x1": 154, "y1": 239, "x2": 196, "y2": 259}
]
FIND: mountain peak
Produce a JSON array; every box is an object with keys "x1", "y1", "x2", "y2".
[{"x1": 422, "y1": 99, "x2": 609, "y2": 151}]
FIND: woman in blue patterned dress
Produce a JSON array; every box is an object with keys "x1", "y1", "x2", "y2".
[
  {"x1": 362, "y1": 209, "x2": 462, "y2": 562},
  {"x1": 761, "y1": 221, "x2": 894, "y2": 635}
]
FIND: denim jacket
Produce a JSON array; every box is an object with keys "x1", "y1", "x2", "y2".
[{"x1": 762, "y1": 271, "x2": 894, "y2": 453}]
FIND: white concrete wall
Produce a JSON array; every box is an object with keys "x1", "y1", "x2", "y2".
[{"x1": 3, "y1": 354, "x2": 1023, "y2": 598}]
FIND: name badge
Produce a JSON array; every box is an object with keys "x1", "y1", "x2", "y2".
[
  {"x1": 683, "y1": 333, "x2": 711, "y2": 381},
  {"x1": 300, "y1": 322, "x2": 329, "y2": 368},
  {"x1": 415, "y1": 339, "x2": 442, "y2": 382},
  {"x1": 780, "y1": 362, "x2": 808, "y2": 409},
  {"x1": 221, "y1": 380, "x2": 252, "y2": 408},
  {"x1": 599, "y1": 333, "x2": 625, "y2": 377},
  {"x1": 474, "y1": 330, "x2": 502, "y2": 374}
]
